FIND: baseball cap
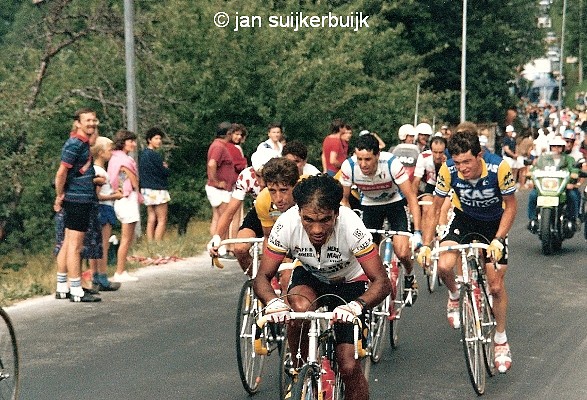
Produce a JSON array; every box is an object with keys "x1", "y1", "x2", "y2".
[
  {"x1": 251, "y1": 148, "x2": 277, "y2": 172},
  {"x1": 359, "y1": 130, "x2": 370, "y2": 136},
  {"x1": 441, "y1": 125, "x2": 448, "y2": 130},
  {"x1": 505, "y1": 125, "x2": 514, "y2": 133},
  {"x1": 479, "y1": 135, "x2": 488, "y2": 146}
]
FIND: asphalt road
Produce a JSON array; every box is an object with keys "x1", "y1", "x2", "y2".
[{"x1": 7, "y1": 192, "x2": 587, "y2": 399}]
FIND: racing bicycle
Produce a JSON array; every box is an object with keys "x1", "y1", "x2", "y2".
[
  {"x1": 213, "y1": 237, "x2": 285, "y2": 396},
  {"x1": 429, "y1": 240, "x2": 497, "y2": 395},
  {"x1": 366, "y1": 229, "x2": 413, "y2": 363}
]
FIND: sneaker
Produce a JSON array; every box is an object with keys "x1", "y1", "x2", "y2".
[
  {"x1": 55, "y1": 291, "x2": 70, "y2": 300},
  {"x1": 112, "y1": 271, "x2": 139, "y2": 282},
  {"x1": 95, "y1": 281, "x2": 121, "y2": 291},
  {"x1": 494, "y1": 342, "x2": 512, "y2": 373},
  {"x1": 70, "y1": 291, "x2": 102, "y2": 303},
  {"x1": 403, "y1": 275, "x2": 418, "y2": 306},
  {"x1": 527, "y1": 219, "x2": 537, "y2": 234},
  {"x1": 447, "y1": 297, "x2": 460, "y2": 329}
]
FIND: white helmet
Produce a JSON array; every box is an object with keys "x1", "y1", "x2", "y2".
[
  {"x1": 398, "y1": 124, "x2": 416, "y2": 141},
  {"x1": 549, "y1": 136, "x2": 566, "y2": 147},
  {"x1": 415, "y1": 122, "x2": 433, "y2": 137}
]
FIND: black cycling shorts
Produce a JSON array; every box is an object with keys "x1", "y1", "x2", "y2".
[
  {"x1": 239, "y1": 206, "x2": 264, "y2": 238},
  {"x1": 63, "y1": 201, "x2": 93, "y2": 232},
  {"x1": 361, "y1": 199, "x2": 409, "y2": 244},
  {"x1": 289, "y1": 266, "x2": 367, "y2": 345},
  {"x1": 442, "y1": 208, "x2": 509, "y2": 265}
]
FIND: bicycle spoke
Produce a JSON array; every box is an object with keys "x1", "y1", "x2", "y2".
[{"x1": 460, "y1": 288, "x2": 485, "y2": 395}]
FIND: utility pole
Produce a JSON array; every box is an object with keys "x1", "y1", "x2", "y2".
[
  {"x1": 558, "y1": 0, "x2": 567, "y2": 108},
  {"x1": 124, "y1": 0, "x2": 137, "y2": 133},
  {"x1": 460, "y1": 0, "x2": 467, "y2": 122}
]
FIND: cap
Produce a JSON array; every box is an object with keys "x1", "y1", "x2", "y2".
[
  {"x1": 359, "y1": 130, "x2": 370, "y2": 136},
  {"x1": 251, "y1": 148, "x2": 277, "y2": 172},
  {"x1": 434, "y1": 132, "x2": 443, "y2": 137},
  {"x1": 479, "y1": 135, "x2": 488, "y2": 146},
  {"x1": 441, "y1": 125, "x2": 448, "y2": 130},
  {"x1": 562, "y1": 129, "x2": 575, "y2": 140},
  {"x1": 505, "y1": 125, "x2": 514, "y2": 133}
]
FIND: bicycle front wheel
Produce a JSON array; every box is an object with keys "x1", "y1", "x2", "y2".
[
  {"x1": 279, "y1": 335, "x2": 295, "y2": 400},
  {"x1": 235, "y1": 280, "x2": 265, "y2": 395},
  {"x1": 291, "y1": 364, "x2": 320, "y2": 400},
  {"x1": 460, "y1": 287, "x2": 486, "y2": 395},
  {"x1": 0, "y1": 308, "x2": 19, "y2": 400},
  {"x1": 389, "y1": 262, "x2": 404, "y2": 349},
  {"x1": 480, "y1": 283, "x2": 497, "y2": 377},
  {"x1": 426, "y1": 258, "x2": 439, "y2": 293},
  {"x1": 370, "y1": 298, "x2": 388, "y2": 363}
]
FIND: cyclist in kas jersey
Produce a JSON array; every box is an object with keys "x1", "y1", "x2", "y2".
[
  {"x1": 417, "y1": 124, "x2": 516, "y2": 373},
  {"x1": 254, "y1": 174, "x2": 390, "y2": 400}
]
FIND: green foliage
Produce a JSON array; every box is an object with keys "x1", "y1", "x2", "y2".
[{"x1": 0, "y1": 0, "x2": 553, "y2": 254}]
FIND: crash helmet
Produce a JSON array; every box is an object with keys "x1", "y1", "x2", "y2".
[{"x1": 398, "y1": 124, "x2": 416, "y2": 141}]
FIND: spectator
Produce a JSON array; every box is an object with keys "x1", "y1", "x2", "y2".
[
  {"x1": 53, "y1": 108, "x2": 101, "y2": 302},
  {"x1": 227, "y1": 123, "x2": 248, "y2": 174},
  {"x1": 139, "y1": 127, "x2": 171, "y2": 242},
  {"x1": 282, "y1": 141, "x2": 321, "y2": 176},
  {"x1": 501, "y1": 125, "x2": 522, "y2": 185},
  {"x1": 108, "y1": 129, "x2": 141, "y2": 283},
  {"x1": 257, "y1": 122, "x2": 284, "y2": 156},
  {"x1": 322, "y1": 118, "x2": 350, "y2": 176},
  {"x1": 205, "y1": 122, "x2": 238, "y2": 239},
  {"x1": 90, "y1": 136, "x2": 123, "y2": 290}
]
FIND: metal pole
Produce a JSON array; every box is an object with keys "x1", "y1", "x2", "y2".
[
  {"x1": 124, "y1": 0, "x2": 137, "y2": 133},
  {"x1": 414, "y1": 84, "x2": 420, "y2": 126},
  {"x1": 460, "y1": 0, "x2": 467, "y2": 123},
  {"x1": 558, "y1": 0, "x2": 566, "y2": 109}
]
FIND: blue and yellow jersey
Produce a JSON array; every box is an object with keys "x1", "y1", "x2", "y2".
[{"x1": 435, "y1": 152, "x2": 516, "y2": 221}]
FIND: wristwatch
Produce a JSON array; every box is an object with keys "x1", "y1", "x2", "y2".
[{"x1": 355, "y1": 297, "x2": 368, "y2": 310}]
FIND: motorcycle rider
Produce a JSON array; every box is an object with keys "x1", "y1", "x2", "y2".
[{"x1": 527, "y1": 135, "x2": 581, "y2": 232}]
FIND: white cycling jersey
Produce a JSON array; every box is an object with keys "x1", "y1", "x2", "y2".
[
  {"x1": 414, "y1": 150, "x2": 438, "y2": 186},
  {"x1": 339, "y1": 151, "x2": 408, "y2": 206},
  {"x1": 265, "y1": 206, "x2": 377, "y2": 284}
]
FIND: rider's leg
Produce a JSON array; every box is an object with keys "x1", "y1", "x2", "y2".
[
  {"x1": 527, "y1": 188, "x2": 538, "y2": 220},
  {"x1": 286, "y1": 282, "x2": 317, "y2": 369},
  {"x1": 335, "y1": 343, "x2": 368, "y2": 400},
  {"x1": 233, "y1": 228, "x2": 254, "y2": 274}
]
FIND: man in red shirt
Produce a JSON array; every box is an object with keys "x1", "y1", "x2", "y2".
[{"x1": 205, "y1": 122, "x2": 238, "y2": 237}]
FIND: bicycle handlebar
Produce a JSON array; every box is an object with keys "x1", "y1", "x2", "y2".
[
  {"x1": 430, "y1": 242, "x2": 489, "y2": 256},
  {"x1": 217, "y1": 237, "x2": 264, "y2": 246},
  {"x1": 367, "y1": 229, "x2": 412, "y2": 238}
]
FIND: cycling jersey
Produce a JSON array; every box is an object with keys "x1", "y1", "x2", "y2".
[
  {"x1": 339, "y1": 152, "x2": 408, "y2": 206},
  {"x1": 232, "y1": 166, "x2": 262, "y2": 201},
  {"x1": 265, "y1": 206, "x2": 377, "y2": 284},
  {"x1": 391, "y1": 144, "x2": 420, "y2": 181},
  {"x1": 254, "y1": 187, "x2": 282, "y2": 228},
  {"x1": 435, "y1": 152, "x2": 516, "y2": 221},
  {"x1": 414, "y1": 150, "x2": 439, "y2": 186}
]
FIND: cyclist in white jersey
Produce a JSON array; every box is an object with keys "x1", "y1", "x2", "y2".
[
  {"x1": 339, "y1": 133, "x2": 423, "y2": 305},
  {"x1": 254, "y1": 174, "x2": 390, "y2": 400}
]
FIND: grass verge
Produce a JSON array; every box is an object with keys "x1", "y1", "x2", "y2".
[{"x1": 0, "y1": 220, "x2": 211, "y2": 307}]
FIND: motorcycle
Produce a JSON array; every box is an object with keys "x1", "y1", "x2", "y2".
[{"x1": 528, "y1": 153, "x2": 577, "y2": 255}]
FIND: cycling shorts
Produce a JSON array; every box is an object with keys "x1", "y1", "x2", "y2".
[
  {"x1": 289, "y1": 266, "x2": 367, "y2": 345},
  {"x1": 442, "y1": 208, "x2": 509, "y2": 265},
  {"x1": 239, "y1": 206, "x2": 264, "y2": 238},
  {"x1": 361, "y1": 199, "x2": 409, "y2": 244}
]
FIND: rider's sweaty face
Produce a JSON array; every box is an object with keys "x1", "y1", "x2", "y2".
[
  {"x1": 299, "y1": 206, "x2": 337, "y2": 247},
  {"x1": 354, "y1": 149, "x2": 379, "y2": 176},
  {"x1": 267, "y1": 182, "x2": 295, "y2": 212},
  {"x1": 452, "y1": 150, "x2": 482, "y2": 180}
]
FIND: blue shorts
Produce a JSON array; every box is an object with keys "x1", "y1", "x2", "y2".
[{"x1": 98, "y1": 204, "x2": 118, "y2": 226}]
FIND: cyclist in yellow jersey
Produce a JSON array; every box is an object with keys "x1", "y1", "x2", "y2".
[{"x1": 418, "y1": 123, "x2": 516, "y2": 373}]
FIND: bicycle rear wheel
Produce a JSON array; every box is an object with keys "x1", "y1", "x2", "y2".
[
  {"x1": 460, "y1": 287, "x2": 486, "y2": 395},
  {"x1": 235, "y1": 280, "x2": 265, "y2": 395},
  {"x1": 291, "y1": 364, "x2": 320, "y2": 400},
  {"x1": 389, "y1": 261, "x2": 404, "y2": 349},
  {"x1": 426, "y1": 258, "x2": 439, "y2": 293},
  {"x1": 480, "y1": 282, "x2": 497, "y2": 377},
  {"x1": 0, "y1": 308, "x2": 19, "y2": 400},
  {"x1": 370, "y1": 298, "x2": 388, "y2": 363}
]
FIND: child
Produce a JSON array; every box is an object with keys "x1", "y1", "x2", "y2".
[{"x1": 90, "y1": 136, "x2": 124, "y2": 290}]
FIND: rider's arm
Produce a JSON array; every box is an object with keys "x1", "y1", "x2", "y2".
[
  {"x1": 357, "y1": 253, "x2": 391, "y2": 308},
  {"x1": 253, "y1": 251, "x2": 284, "y2": 305},
  {"x1": 398, "y1": 179, "x2": 421, "y2": 231},
  {"x1": 411, "y1": 176, "x2": 422, "y2": 196},
  {"x1": 495, "y1": 194, "x2": 517, "y2": 239}
]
